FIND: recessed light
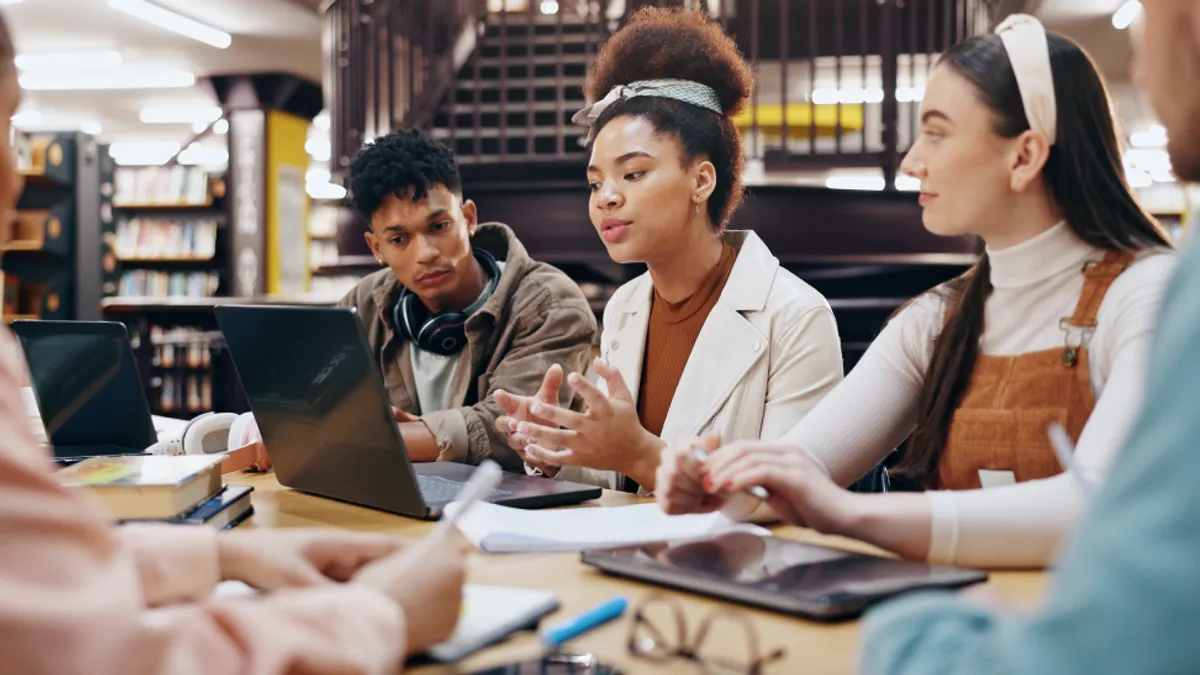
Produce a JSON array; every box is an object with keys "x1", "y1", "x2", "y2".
[
  {"x1": 140, "y1": 105, "x2": 223, "y2": 124},
  {"x1": 20, "y1": 70, "x2": 196, "y2": 90},
  {"x1": 16, "y1": 51, "x2": 123, "y2": 71},
  {"x1": 1113, "y1": 1, "x2": 1142, "y2": 30},
  {"x1": 108, "y1": 0, "x2": 232, "y2": 49}
]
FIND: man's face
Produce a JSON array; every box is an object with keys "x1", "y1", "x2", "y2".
[
  {"x1": 364, "y1": 184, "x2": 479, "y2": 314},
  {"x1": 1133, "y1": 0, "x2": 1200, "y2": 181}
]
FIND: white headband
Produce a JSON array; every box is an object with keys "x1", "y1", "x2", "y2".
[
  {"x1": 571, "y1": 78, "x2": 724, "y2": 144},
  {"x1": 995, "y1": 14, "x2": 1057, "y2": 145}
]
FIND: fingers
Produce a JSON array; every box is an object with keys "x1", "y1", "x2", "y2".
[
  {"x1": 536, "y1": 364, "x2": 564, "y2": 405},
  {"x1": 516, "y1": 421, "x2": 579, "y2": 451},
  {"x1": 566, "y1": 371, "x2": 612, "y2": 415},
  {"x1": 528, "y1": 399, "x2": 586, "y2": 429},
  {"x1": 656, "y1": 441, "x2": 714, "y2": 515},
  {"x1": 493, "y1": 389, "x2": 527, "y2": 417},
  {"x1": 593, "y1": 359, "x2": 634, "y2": 402},
  {"x1": 524, "y1": 443, "x2": 578, "y2": 466},
  {"x1": 703, "y1": 440, "x2": 794, "y2": 479}
]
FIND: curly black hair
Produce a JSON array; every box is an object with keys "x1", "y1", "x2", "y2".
[
  {"x1": 347, "y1": 129, "x2": 462, "y2": 220},
  {"x1": 585, "y1": 7, "x2": 754, "y2": 229}
]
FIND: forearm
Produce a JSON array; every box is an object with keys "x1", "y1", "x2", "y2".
[
  {"x1": 836, "y1": 492, "x2": 934, "y2": 562},
  {"x1": 624, "y1": 434, "x2": 667, "y2": 492}
]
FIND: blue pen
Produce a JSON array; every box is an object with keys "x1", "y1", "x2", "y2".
[{"x1": 539, "y1": 597, "x2": 629, "y2": 648}]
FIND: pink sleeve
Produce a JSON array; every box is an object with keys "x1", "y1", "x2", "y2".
[{"x1": 0, "y1": 328, "x2": 407, "y2": 675}]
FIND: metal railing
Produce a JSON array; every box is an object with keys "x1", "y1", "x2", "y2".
[{"x1": 323, "y1": 0, "x2": 1008, "y2": 181}]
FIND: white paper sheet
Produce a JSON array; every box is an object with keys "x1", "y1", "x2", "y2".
[{"x1": 444, "y1": 501, "x2": 771, "y2": 554}]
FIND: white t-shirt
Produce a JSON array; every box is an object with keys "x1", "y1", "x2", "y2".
[{"x1": 410, "y1": 261, "x2": 505, "y2": 413}]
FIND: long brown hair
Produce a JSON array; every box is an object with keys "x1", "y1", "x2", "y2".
[{"x1": 892, "y1": 31, "x2": 1173, "y2": 488}]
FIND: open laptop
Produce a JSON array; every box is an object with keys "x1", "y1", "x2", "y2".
[
  {"x1": 213, "y1": 304, "x2": 603, "y2": 520},
  {"x1": 11, "y1": 320, "x2": 158, "y2": 463}
]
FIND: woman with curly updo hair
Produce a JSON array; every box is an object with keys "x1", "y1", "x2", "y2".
[{"x1": 495, "y1": 7, "x2": 844, "y2": 495}]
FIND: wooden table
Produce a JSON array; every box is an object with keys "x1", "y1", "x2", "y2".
[{"x1": 229, "y1": 473, "x2": 1049, "y2": 675}]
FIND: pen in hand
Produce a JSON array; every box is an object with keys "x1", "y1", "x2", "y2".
[{"x1": 434, "y1": 459, "x2": 503, "y2": 541}]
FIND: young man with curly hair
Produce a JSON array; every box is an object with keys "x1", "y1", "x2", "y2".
[{"x1": 338, "y1": 129, "x2": 596, "y2": 471}]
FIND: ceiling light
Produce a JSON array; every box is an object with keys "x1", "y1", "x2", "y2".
[
  {"x1": 16, "y1": 51, "x2": 123, "y2": 71},
  {"x1": 0, "y1": 1, "x2": 24, "y2": 5},
  {"x1": 826, "y1": 176, "x2": 886, "y2": 191},
  {"x1": 1126, "y1": 169, "x2": 1152, "y2": 189},
  {"x1": 313, "y1": 111, "x2": 330, "y2": 131},
  {"x1": 21, "y1": 69, "x2": 195, "y2": 90},
  {"x1": 11, "y1": 109, "x2": 42, "y2": 126},
  {"x1": 178, "y1": 141, "x2": 228, "y2": 167},
  {"x1": 305, "y1": 137, "x2": 331, "y2": 162},
  {"x1": 108, "y1": 0, "x2": 232, "y2": 49},
  {"x1": 80, "y1": 121, "x2": 102, "y2": 135},
  {"x1": 213, "y1": 119, "x2": 229, "y2": 135},
  {"x1": 108, "y1": 140, "x2": 181, "y2": 166},
  {"x1": 539, "y1": 0, "x2": 559, "y2": 14},
  {"x1": 1113, "y1": 1, "x2": 1142, "y2": 30},
  {"x1": 1130, "y1": 123, "x2": 1168, "y2": 149},
  {"x1": 140, "y1": 105, "x2": 223, "y2": 124},
  {"x1": 306, "y1": 180, "x2": 347, "y2": 200}
]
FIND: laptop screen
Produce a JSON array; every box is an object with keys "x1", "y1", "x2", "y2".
[
  {"x1": 214, "y1": 305, "x2": 425, "y2": 513},
  {"x1": 11, "y1": 320, "x2": 158, "y2": 454}
]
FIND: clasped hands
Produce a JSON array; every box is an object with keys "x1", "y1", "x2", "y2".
[{"x1": 493, "y1": 360, "x2": 665, "y2": 490}]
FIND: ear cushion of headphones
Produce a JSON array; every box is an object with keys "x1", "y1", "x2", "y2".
[
  {"x1": 181, "y1": 412, "x2": 240, "y2": 455},
  {"x1": 417, "y1": 311, "x2": 470, "y2": 355},
  {"x1": 227, "y1": 412, "x2": 257, "y2": 451}
]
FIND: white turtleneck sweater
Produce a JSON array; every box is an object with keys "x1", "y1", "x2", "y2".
[{"x1": 785, "y1": 223, "x2": 1178, "y2": 568}]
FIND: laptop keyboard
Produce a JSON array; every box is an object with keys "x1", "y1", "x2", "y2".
[{"x1": 416, "y1": 474, "x2": 512, "y2": 504}]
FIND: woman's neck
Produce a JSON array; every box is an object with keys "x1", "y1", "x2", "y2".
[
  {"x1": 646, "y1": 225, "x2": 725, "y2": 304},
  {"x1": 979, "y1": 192, "x2": 1065, "y2": 252}
]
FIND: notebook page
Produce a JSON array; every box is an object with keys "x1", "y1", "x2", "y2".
[{"x1": 444, "y1": 501, "x2": 770, "y2": 554}]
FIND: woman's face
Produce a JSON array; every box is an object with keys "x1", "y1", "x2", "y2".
[
  {"x1": 0, "y1": 60, "x2": 23, "y2": 252},
  {"x1": 587, "y1": 115, "x2": 707, "y2": 264},
  {"x1": 900, "y1": 65, "x2": 1022, "y2": 240}
]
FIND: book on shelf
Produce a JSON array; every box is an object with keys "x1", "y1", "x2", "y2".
[
  {"x1": 118, "y1": 270, "x2": 219, "y2": 298},
  {"x1": 55, "y1": 454, "x2": 225, "y2": 521},
  {"x1": 114, "y1": 217, "x2": 219, "y2": 260},
  {"x1": 113, "y1": 166, "x2": 211, "y2": 206}
]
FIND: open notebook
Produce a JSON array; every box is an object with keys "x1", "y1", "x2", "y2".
[{"x1": 443, "y1": 501, "x2": 771, "y2": 554}]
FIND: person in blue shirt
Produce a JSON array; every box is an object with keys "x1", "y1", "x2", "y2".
[{"x1": 860, "y1": 1, "x2": 1200, "y2": 672}]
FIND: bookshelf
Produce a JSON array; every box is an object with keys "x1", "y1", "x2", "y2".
[
  {"x1": 100, "y1": 159, "x2": 229, "y2": 302},
  {"x1": 3, "y1": 131, "x2": 103, "y2": 322}
]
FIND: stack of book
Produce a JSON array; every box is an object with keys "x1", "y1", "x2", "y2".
[{"x1": 55, "y1": 454, "x2": 253, "y2": 529}]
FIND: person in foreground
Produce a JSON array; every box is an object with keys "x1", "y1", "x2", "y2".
[
  {"x1": 860, "y1": 2, "x2": 1200, "y2": 671},
  {"x1": 493, "y1": 7, "x2": 844, "y2": 494},
  {"x1": 657, "y1": 14, "x2": 1176, "y2": 568},
  {"x1": 336, "y1": 129, "x2": 596, "y2": 471},
  {"x1": 0, "y1": 15, "x2": 466, "y2": 673}
]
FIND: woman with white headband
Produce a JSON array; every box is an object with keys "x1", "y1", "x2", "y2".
[
  {"x1": 656, "y1": 14, "x2": 1177, "y2": 569},
  {"x1": 492, "y1": 7, "x2": 844, "y2": 495}
]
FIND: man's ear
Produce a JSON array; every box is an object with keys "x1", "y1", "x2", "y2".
[
  {"x1": 462, "y1": 198, "x2": 479, "y2": 235},
  {"x1": 364, "y1": 230, "x2": 382, "y2": 263}
]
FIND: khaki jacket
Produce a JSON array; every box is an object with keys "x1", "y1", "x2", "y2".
[{"x1": 338, "y1": 222, "x2": 597, "y2": 472}]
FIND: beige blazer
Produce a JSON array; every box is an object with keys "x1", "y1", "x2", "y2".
[{"x1": 549, "y1": 230, "x2": 845, "y2": 492}]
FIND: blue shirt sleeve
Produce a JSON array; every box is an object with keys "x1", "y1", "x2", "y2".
[{"x1": 860, "y1": 239, "x2": 1200, "y2": 675}]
